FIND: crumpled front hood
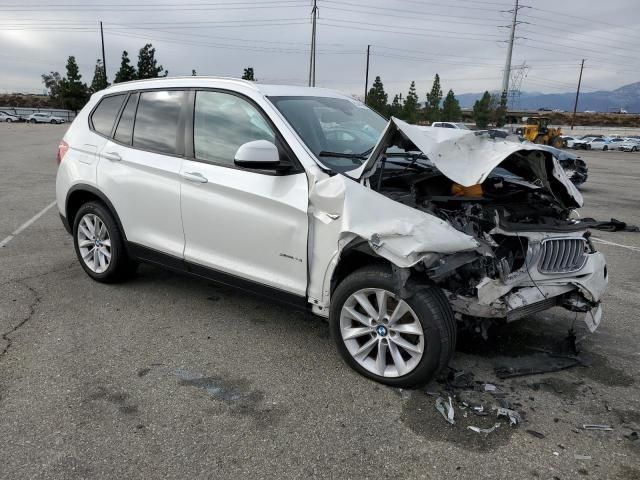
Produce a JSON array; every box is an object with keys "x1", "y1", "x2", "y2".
[{"x1": 350, "y1": 117, "x2": 583, "y2": 208}]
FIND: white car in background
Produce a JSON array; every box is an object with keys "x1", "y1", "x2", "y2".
[
  {"x1": 572, "y1": 136, "x2": 595, "y2": 149},
  {"x1": 619, "y1": 138, "x2": 640, "y2": 152},
  {"x1": 587, "y1": 137, "x2": 611, "y2": 151},
  {"x1": 561, "y1": 136, "x2": 580, "y2": 148},
  {"x1": 25, "y1": 112, "x2": 66, "y2": 124},
  {"x1": 0, "y1": 111, "x2": 20, "y2": 122},
  {"x1": 431, "y1": 122, "x2": 470, "y2": 129},
  {"x1": 607, "y1": 137, "x2": 625, "y2": 149}
]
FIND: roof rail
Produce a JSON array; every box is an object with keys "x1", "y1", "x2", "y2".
[{"x1": 107, "y1": 76, "x2": 260, "y2": 90}]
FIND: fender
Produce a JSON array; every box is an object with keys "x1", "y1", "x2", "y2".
[{"x1": 64, "y1": 183, "x2": 129, "y2": 245}]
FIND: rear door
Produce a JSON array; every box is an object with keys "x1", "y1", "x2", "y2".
[
  {"x1": 97, "y1": 89, "x2": 187, "y2": 258},
  {"x1": 180, "y1": 90, "x2": 308, "y2": 296}
]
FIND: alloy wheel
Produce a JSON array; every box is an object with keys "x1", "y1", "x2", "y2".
[
  {"x1": 339, "y1": 288, "x2": 424, "y2": 378},
  {"x1": 77, "y1": 213, "x2": 112, "y2": 273}
]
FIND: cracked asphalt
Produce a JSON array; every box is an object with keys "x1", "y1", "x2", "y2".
[{"x1": 1, "y1": 123, "x2": 639, "y2": 479}]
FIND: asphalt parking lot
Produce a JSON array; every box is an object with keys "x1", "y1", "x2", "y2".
[{"x1": 1, "y1": 122, "x2": 639, "y2": 479}]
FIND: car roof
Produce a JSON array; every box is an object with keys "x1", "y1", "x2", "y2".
[{"x1": 101, "y1": 76, "x2": 354, "y2": 101}]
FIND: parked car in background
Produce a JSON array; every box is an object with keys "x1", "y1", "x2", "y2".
[
  {"x1": 619, "y1": 138, "x2": 640, "y2": 152},
  {"x1": 608, "y1": 137, "x2": 626, "y2": 149},
  {"x1": 587, "y1": 137, "x2": 611, "y2": 151},
  {"x1": 572, "y1": 136, "x2": 595, "y2": 150},
  {"x1": 561, "y1": 135, "x2": 580, "y2": 148},
  {"x1": 0, "y1": 111, "x2": 20, "y2": 122},
  {"x1": 431, "y1": 122, "x2": 470, "y2": 130},
  {"x1": 25, "y1": 112, "x2": 66, "y2": 124}
]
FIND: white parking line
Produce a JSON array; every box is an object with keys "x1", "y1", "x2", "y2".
[
  {"x1": 0, "y1": 201, "x2": 57, "y2": 248},
  {"x1": 592, "y1": 237, "x2": 640, "y2": 253}
]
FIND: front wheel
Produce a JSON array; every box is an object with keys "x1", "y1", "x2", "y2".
[
  {"x1": 633, "y1": 147, "x2": 637, "y2": 152},
  {"x1": 73, "y1": 201, "x2": 136, "y2": 283},
  {"x1": 6, "y1": 118, "x2": 12, "y2": 123},
  {"x1": 29, "y1": 119, "x2": 36, "y2": 124},
  {"x1": 603, "y1": 145, "x2": 608, "y2": 151},
  {"x1": 329, "y1": 265, "x2": 456, "y2": 387}
]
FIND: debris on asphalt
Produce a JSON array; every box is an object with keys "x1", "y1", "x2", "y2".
[
  {"x1": 483, "y1": 383, "x2": 497, "y2": 392},
  {"x1": 526, "y1": 429, "x2": 546, "y2": 439},
  {"x1": 574, "y1": 454, "x2": 592, "y2": 460},
  {"x1": 625, "y1": 431, "x2": 638, "y2": 441},
  {"x1": 494, "y1": 353, "x2": 581, "y2": 379},
  {"x1": 436, "y1": 396, "x2": 455, "y2": 425},
  {"x1": 467, "y1": 423, "x2": 501, "y2": 434},
  {"x1": 582, "y1": 424, "x2": 613, "y2": 431},
  {"x1": 497, "y1": 407, "x2": 522, "y2": 426}
]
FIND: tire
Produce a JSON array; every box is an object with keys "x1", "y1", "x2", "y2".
[
  {"x1": 603, "y1": 145, "x2": 608, "y2": 151},
  {"x1": 586, "y1": 144, "x2": 591, "y2": 150},
  {"x1": 29, "y1": 118, "x2": 36, "y2": 124},
  {"x1": 633, "y1": 147, "x2": 637, "y2": 152},
  {"x1": 6, "y1": 118, "x2": 12, "y2": 123},
  {"x1": 72, "y1": 201, "x2": 136, "y2": 283},
  {"x1": 329, "y1": 265, "x2": 456, "y2": 388}
]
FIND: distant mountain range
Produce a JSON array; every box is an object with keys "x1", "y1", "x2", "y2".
[{"x1": 456, "y1": 81, "x2": 640, "y2": 113}]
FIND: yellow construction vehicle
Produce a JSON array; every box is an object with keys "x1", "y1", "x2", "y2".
[{"x1": 516, "y1": 116, "x2": 563, "y2": 147}]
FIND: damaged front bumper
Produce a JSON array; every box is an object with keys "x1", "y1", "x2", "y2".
[{"x1": 445, "y1": 234, "x2": 608, "y2": 332}]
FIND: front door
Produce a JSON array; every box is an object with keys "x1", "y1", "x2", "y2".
[{"x1": 180, "y1": 90, "x2": 308, "y2": 296}]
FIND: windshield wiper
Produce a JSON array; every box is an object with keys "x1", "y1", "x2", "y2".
[{"x1": 318, "y1": 150, "x2": 369, "y2": 160}]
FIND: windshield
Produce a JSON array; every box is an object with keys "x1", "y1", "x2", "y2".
[{"x1": 268, "y1": 95, "x2": 388, "y2": 172}]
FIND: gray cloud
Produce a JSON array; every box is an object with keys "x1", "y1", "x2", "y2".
[{"x1": 1, "y1": 0, "x2": 638, "y2": 98}]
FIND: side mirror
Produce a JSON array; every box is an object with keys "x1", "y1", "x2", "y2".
[{"x1": 234, "y1": 140, "x2": 280, "y2": 168}]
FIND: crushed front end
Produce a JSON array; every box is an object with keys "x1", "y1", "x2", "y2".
[{"x1": 364, "y1": 120, "x2": 608, "y2": 333}]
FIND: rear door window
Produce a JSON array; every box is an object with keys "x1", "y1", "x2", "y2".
[
  {"x1": 113, "y1": 93, "x2": 139, "y2": 145},
  {"x1": 133, "y1": 90, "x2": 185, "y2": 155},
  {"x1": 91, "y1": 94, "x2": 126, "y2": 136}
]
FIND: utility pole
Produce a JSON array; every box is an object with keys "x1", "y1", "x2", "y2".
[
  {"x1": 100, "y1": 21, "x2": 107, "y2": 82},
  {"x1": 364, "y1": 45, "x2": 370, "y2": 103},
  {"x1": 571, "y1": 59, "x2": 585, "y2": 130},
  {"x1": 308, "y1": 0, "x2": 318, "y2": 87},
  {"x1": 501, "y1": 0, "x2": 520, "y2": 99}
]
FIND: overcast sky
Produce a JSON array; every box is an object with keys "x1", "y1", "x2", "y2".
[{"x1": 1, "y1": 0, "x2": 639, "y2": 99}]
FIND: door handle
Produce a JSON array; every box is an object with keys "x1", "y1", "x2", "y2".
[
  {"x1": 103, "y1": 151, "x2": 122, "y2": 162},
  {"x1": 181, "y1": 171, "x2": 208, "y2": 183}
]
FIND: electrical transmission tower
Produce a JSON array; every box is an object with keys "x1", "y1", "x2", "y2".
[{"x1": 508, "y1": 62, "x2": 529, "y2": 109}]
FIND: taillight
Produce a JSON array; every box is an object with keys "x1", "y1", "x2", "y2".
[{"x1": 56, "y1": 140, "x2": 69, "y2": 164}]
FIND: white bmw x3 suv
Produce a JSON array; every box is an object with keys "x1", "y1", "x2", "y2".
[{"x1": 56, "y1": 77, "x2": 608, "y2": 387}]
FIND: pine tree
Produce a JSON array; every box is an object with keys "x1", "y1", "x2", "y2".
[
  {"x1": 59, "y1": 56, "x2": 89, "y2": 112},
  {"x1": 441, "y1": 89, "x2": 462, "y2": 122},
  {"x1": 425, "y1": 73, "x2": 443, "y2": 122},
  {"x1": 90, "y1": 59, "x2": 109, "y2": 93},
  {"x1": 402, "y1": 81, "x2": 419, "y2": 123},
  {"x1": 241, "y1": 67, "x2": 255, "y2": 81},
  {"x1": 388, "y1": 94, "x2": 402, "y2": 118},
  {"x1": 137, "y1": 44, "x2": 167, "y2": 79},
  {"x1": 114, "y1": 51, "x2": 137, "y2": 83},
  {"x1": 473, "y1": 91, "x2": 492, "y2": 129},
  {"x1": 41, "y1": 71, "x2": 62, "y2": 107},
  {"x1": 366, "y1": 76, "x2": 388, "y2": 115}
]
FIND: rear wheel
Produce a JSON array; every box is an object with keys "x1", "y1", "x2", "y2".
[
  {"x1": 6, "y1": 118, "x2": 12, "y2": 123},
  {"x1": 73, "y1": 201, "x2": 136, "y2": 283},
  {"x1": 603, "y1": 145, "x2": 608, "y2": 151},
  {"x1": 329, "y1": 265, "x2": 456, "y2": 387},
  {"x1": 633, "y1": 147, "x2": 637, "y2": 152}
]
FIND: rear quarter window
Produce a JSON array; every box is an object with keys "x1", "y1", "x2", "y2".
[{"x1": 91, "y1": 94, "x2": 126, "y2": 136}]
